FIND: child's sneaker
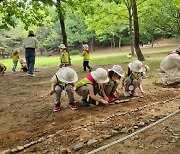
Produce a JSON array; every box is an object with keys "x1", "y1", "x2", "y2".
[
  {"x1": 95, "y1": 101, "x2": 99, "y2": 105},
  {"x1": 53, "y1": 105, "x2": 60, "y2": 112},
  {"x1": 27, "y1": 73, "x2": 35, "y2": 77},
  {"x1": 162, "y1": 78, "x2": 168, "y2": 85},
  {"x1": 110, "y1": 94, "x2": 118, "y2": 99},
  {"x1": 124, "y1": 91, "x2": 130, "y2": 97},
  {"x1": 69, "y1": 102, "x2": 78, "y2": 110},
  {"x1": 131, "y1": 91, "x2": 138, "y2": 97},
  {"x1": 30, "y1": 74, "x2": 35, "y2": 77},
  {"x1": 89, "y1": 67, "x2": 92, "y2": 72},
  {"x1": 108, "y1": 96, "x2": 115, "y2": 102},
  {"x1": 82, "y1": 99, "x2": 89, "y2": 106}
]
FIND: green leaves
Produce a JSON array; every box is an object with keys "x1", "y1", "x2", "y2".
[
  {"x1": 0, "y1": 0, "x2": 49, "y2": 30},
  {"x1": 139, "y1": 0, "x2": 180, "y2": 37}
]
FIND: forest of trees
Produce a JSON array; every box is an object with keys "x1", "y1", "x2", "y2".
[{"x1": 0, "y1": 0, "x2": 180, "y2": 60}]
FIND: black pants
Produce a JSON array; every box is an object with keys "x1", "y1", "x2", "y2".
[{"x1": 83, "y1": 61, "x2": 91, "y2": 71}]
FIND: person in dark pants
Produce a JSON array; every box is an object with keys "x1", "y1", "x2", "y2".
[
  {"x1": 23, "y1": 30, "x2": 38, "y2": 77},
  {"x1": 82, "y1": 44, "x2": 92, "y2": 72}
]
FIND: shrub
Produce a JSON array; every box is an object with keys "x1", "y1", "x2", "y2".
[{"x1": 70, "y1": 50, "x2": 80, "y2": 55}]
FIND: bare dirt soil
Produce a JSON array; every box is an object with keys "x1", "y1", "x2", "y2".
[
  {"x1": 98, "y1": 112, "x2": 180, "y2": 154},
  {"x1": 0, "y1": 44, "x2": 180, "y2": 154}
]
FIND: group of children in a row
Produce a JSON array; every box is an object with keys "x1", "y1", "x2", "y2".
[
  {"x1": 0, "y1": 43, "x2": 91, "y2": 76},
  {"x1": 49, "y1": 60, "x2": 149, "y2": 112},
  {"x1": 0, "y1": 50, "x2": 28, "y2": 76}
]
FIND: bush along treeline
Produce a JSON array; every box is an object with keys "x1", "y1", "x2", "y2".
[{"x1": 0, "y1": 0, "x2": 179, "y2": 60}]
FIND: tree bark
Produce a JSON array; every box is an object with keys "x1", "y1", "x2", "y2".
[
  {"x1": 119, "y1": 36, "x2": 121, "y2": 51},
  {"x1": 129, "y1": 9, "x2": 135, "y2": 56},
  {"x1": 132, "y1": 0, "x2": 145, "y2": 61},
  {"x1": 151, "y1": 31, "x2": 154, "y2": 47},
  {"x1": 90, "y1": 36, "x2": 95, "y2": 52},
  {"x1": 56, "y1": 0, "x2": 67, "y2": 49},
  {"x1": 56, "y1": 0, "x2": 71, "y2": 64},
  {"x1": 124, "y1": 0, "x2": 134, "y2": 55},
  {"x1": 112, "y1": 34, "x2": 115, "y2": 48}
]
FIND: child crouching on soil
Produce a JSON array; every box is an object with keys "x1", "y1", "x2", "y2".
[
  {"x1": 49, "y1": 67, "x2": 78, "y2": 112},
  {"x1": 122, "y1": 60, "x2": 145, "y2": 97},
  {"x1": 76, "y1": 68, "x2": 109, "y2": 106},
  {"x1": 19, "y1": 59, "x2": 28, "y2": 72},
  {"x1": 103, "y1": 65, "x2": 124, "y2": 102},
  {"x1": 0, "y1": 63, "x2": 6, "y2": 76}
]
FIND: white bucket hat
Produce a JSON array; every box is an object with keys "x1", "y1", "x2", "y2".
[
  {"x1": 128, "y1": 60, "x2": 143, "y2": 72},
  {"x1": 83, "y1": 44, "x2": 89, "y2": 50},
  {"x1": 58, "y1": 44, "x2": 66, "y2": 49},
  {"x1": 176, "y1": 46, "x2": 180, "y2": 52},
  {"x1": 91, "y1": 68, "x2": 109, "y2": 84},
  {"x1": 108, "y1": 65, "x2": 124, "y2": 77},
  {"x1": 56, "y1": 67, "x2": 78, "y2": 83},
  {"x1": 19, "y1": 58, "x2": 24, "y2": 63},
  {"x1": 145, "y1": 65, "x2": 150, "y2": 72}
]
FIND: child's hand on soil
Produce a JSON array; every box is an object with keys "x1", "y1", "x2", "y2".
[
  {"x1": 49, "y1": 90, "x2": 54, "y2": 96},
  {"x1": 141, "y1": 90, "x2": 145, "y2": 95},
  {"x1": 101, "y1": 99, "x2": 109, "y2": 105},
  {"x1": 120, "y1": 86, "x2": 123, "y2": 90},
  {"x1": 69, "y1": 86, "x2": 76, "y2": 93},
  {"x1": 104, "y1": 96, "x2": 109, "y2": 101}
]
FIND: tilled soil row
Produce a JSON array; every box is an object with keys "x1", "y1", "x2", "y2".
[
  {"x1": 1, "y1": 94, "x2": 179, "y2": 154},
  {"x1": 97, "y1": 112, "x2": 180, "y2": 154}
]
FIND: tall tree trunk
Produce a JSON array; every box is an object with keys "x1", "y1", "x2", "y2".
[
  {"x1": 56, "y1": 0, "x2": 71, "y2": 64},
  {"x1": 129, "y1": 10, "x2": 135, "y2": 56},
  {"x1": 119, "y1": 36, "x2": 121, "y2": 51},
  {"x1": 112, "y1": 34, "x2": 115, "y2": 48},
  {"x1": 151, "y1": 31, "x2": 154, "y2": 47},
  {"x1": 90, "y1": 36, "x2": 95, "y2": 52},
  {"x1": 81, "y1": 42, "x2": 83, "y2": 52},
  {"x1": 124, "y1": 0, "x2": 134, "y2": 55},
  {"x1": 132, "y1": 0, "x2": 145, "y2": 61},
  {"x1": 56, "y1": 0, "x2": 67, "y2": 49}
]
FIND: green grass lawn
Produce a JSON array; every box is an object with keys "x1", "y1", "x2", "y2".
[{"x1": 0, "y1": 46, "x2": 174, "y2": 71}]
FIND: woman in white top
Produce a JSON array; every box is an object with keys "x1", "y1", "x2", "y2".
[
  {"x1": 23, "y1": 30, "x2": 38, "y2": 77},
  {"x1": 160, "y1": 46, "x2": 180, "y2": 85}
]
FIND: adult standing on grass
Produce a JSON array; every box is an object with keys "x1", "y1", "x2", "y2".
[
  {"x1": 160, "y1": 46, "x2": 180, "y2": 85},
  {"x1": 82, "y1": 44, "x2": 92, "y2": 72},
  {"x1": 23, "y1": 30, "x2": 38, "y2": 77}
]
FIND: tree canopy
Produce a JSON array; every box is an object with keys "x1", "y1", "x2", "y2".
[{"x1": 0, "y1": 0, "x2": 179, "y2": 60}]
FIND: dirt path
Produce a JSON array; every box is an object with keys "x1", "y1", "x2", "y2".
[
  {"x1": 98, "y1": 111, "x2": 180, "y2": 154},
  {"x1": 1, "y1": 42, "x2": 180, "y2": 154},
  {"x1": 0, "y1": 63, "x2": 179, "y2": 154}
]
